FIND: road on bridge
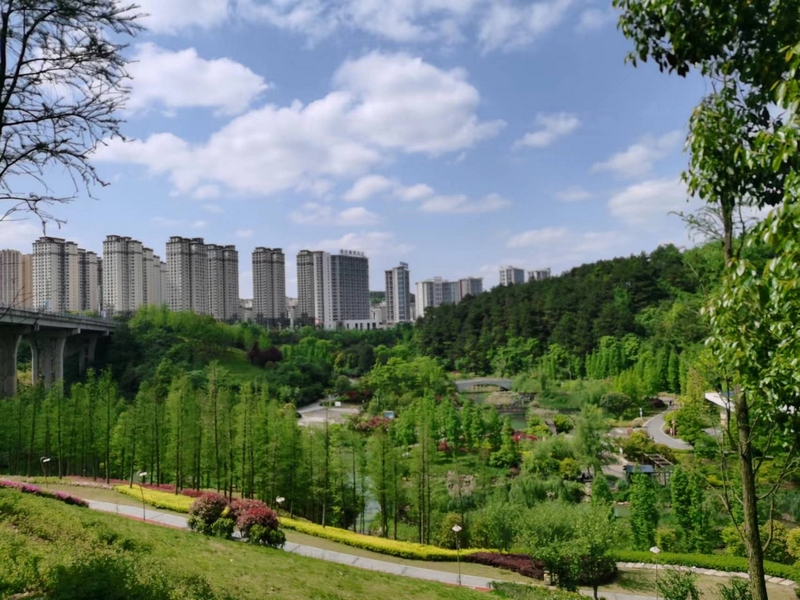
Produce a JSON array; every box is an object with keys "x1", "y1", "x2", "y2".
[{"x1": 454, "y1": 378, "x2": 514, "y2": 392}]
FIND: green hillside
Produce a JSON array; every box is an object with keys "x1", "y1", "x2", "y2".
[{"x1": 0, "y1": 489, "x2": 481, "y2": 600}]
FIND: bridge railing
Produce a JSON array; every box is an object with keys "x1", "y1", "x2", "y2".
[{"x1": 0, "y1": 304, "x2": 117, "y2": 327}]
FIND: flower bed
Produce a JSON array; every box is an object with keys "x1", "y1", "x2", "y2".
[
  {"x1": 612, "y1": 550, "x2": 800, "y2": 583},
  {"x1": 464, "y1": 552, "x2": 545, "y2": 579},
  {"x1": 0, "y1": 479, "x2": 88, "y2": 507},
  {"x1": 279, "y1": 516, "x2": 489, "y2": 561},
  {"x1": 114, "y1": 485, "x2": 195, "y2": 513}
]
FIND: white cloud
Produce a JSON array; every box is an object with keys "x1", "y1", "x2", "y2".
[
  {"x1": 344, "y1": 175, "x2": 395, "y2": 202},
  {"x1": 575, "y1": 8, "x2": 616, "y2": 32},
  {"x1": 202, "y1": 204, "x2": 225, "y2": 214},
  {"x1": 151, "y1": 217, "x2": 208, "y2": 229},
  {"x1": 133, "y1": 0, "x2": 230, "y2": 34},
  {"x1": 0, "y1": 220, "x2": 41, "y2": 250},
  {"x1": 592, "y1": 130, "x2": 683, "y2": 179},
  {"x1": 507, "y1": 226, "x2": 568, "y2": 248},
  {"x1": 128, "y1": 44, "x2": 268, "y2": 115},
  {"x1": 420, "y1": 193, "x2": 510, "y2": 214},
  {"x1": 479, "y1": 0, "x2": 574, "y2": 52},
  {"x1": 515, "y1": 113, "x2": 580, "y2": 148},
  {"x1": 235, "y1": 229, "x2": 254, "y2": 239},
  {"x1": 239, "y1": 0, "x2": 565, "y2": 50},
  {"x1": 192, "y1": 185, "x2": 222, "y2": 200},
  {"x1": 316, "y1": 231, "x2": 414, "y2": 256},
  {"x1": 608, "y1": 179, "x2": 692, "y2": 225},
  {"x1": 290, "y1": 203, "x2": 382, "y2": 225},
  {"x1": 395, "y1": 183, "x2": 435, "y2": 201},
  {"x1": 96, "y1": 52, "x2": 502, "y2": 198},
  {"x1": 556, "y1": 186, "x2": 593, "y2": 202}
]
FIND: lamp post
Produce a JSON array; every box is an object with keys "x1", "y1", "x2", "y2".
[
  {"x1": 39, "y1": 457, "x2": 51, "y2": 487},
  {"x1": 138, "y1": 471, "x2": 148, "y2": 523},
  {"x1": 452, "y1": 524, "x2": 463, "y2": 587},
  {"x1": 276, "y1": 496, "x2": 285, "y2": 513},
  {"x1": 650, "y1": 546, "x2": 661, "y2": 600}
]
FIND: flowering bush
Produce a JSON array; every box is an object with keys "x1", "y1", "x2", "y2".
[
  {"x1": 236, "y1": 505, "x2": 285, "y2": 547},
  {"x1": 464, "y1": 552, "x2": 545, "y2": 579},
  {"x1": 0, "y1": 479, "x2": 88, "y2": 507},
  {"x1": 188, "y1": 493, "x2": 229, "y2": 533},
  {"x1": 181, "y1": 489, "x2": 205, "y2": 498},
  {"x1": 230, "y1": 498, "x2": 267, "y2": 521}
]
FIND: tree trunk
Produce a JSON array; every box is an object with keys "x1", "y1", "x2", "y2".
[{"x1": 736, "y1": 392, "x2": 768, "y2": 600}]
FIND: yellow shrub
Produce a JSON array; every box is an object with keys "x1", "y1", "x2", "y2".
[
  {"x1": 279, "y1": 517, "x2": 488, "y2": 561},
  {"x1": 114, "y1": 485, "x2": 194, "y2": 513}
]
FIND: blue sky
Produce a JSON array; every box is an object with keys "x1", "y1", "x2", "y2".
[{"x1": 0, "y1": 0, "x2": 710, "y2": 297}]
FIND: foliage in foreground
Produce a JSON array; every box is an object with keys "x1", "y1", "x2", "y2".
[
  {"x1": 0, "y1": 490, "x2": 223, "y2": 600},
  {"x1": 490, "y1": 582, "x2": 585, "y2": 600}
]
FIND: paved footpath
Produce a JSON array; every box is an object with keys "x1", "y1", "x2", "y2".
[
  {"x1": 86, "y1": 501, "x2": 796, "y2": 594},
  {"x1": 645, "y1": 410, "x2": 692, "y2": 451}
]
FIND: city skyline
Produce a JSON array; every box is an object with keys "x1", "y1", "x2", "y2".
[{"x1": 0, "y1": 0, "x2": 703, "y2": 297}]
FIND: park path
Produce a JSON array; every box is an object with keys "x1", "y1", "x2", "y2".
[
  {"x1": 644, "y1": 410, "x2": 692, "y2": 451},
  {"x1": 85, "y1": 500, "x2": 796, "y2": 594},
  {"x1": 87, "y1": 500, "x2": 667, "y2": 597}
]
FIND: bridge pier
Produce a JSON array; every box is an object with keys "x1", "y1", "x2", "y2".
[
  {"x1": 68, "y1": 335, "x2": 99, "y2": 375},
  {"x1": 0, "y1": 328, "x2": 26, "y2": 398},
  {"x1": 30, "y1": 332, "x2": 70, "y2": 388}
]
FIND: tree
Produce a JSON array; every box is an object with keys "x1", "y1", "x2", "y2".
[
  {"x1": 0, "y1": 0, "x2": 141, "y2": 224},
  {"x1": 612, "y1": 0, "x2": 800, "y2": 596},
  {"x1": 600, "y1": 392, "x2": 633, "y2": 419},
  {"x1": 657, "y1": 569, "x2": 701, "y2": 600},
  {"x1": 574, "y1": 404, "x2": 610, "y2": 475},
  {"x1": 671, "y1": 467, "x2": 709, "y2": 552},
  {"x1": 629, "y1": 474, "x2": 658, "y2": 550},
  {"x1": 591, "y1": 476, "x2": 613, "y2": 506}
]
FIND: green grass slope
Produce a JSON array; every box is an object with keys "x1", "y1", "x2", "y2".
[{"x1": 0, "y1": 489, "x2": 482, "y2": 600}]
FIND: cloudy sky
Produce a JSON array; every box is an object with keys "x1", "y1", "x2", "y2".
[{"x1": 0, "y1": 0, "x2": 708, "y2": 297}]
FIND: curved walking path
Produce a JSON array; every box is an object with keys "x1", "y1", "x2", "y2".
[
  {"x1": 644, "y1": 410, "x2": 692, "y2": 451},
  {"x1": 86, "y1": 499, "x2": 796, "y2": 594}
]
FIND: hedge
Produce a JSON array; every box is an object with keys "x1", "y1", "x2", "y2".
[
  {"x1": 0, "y1": 479, "x2": 88, "y2": 507},
  {"x1": 279, "y1": 516, "x2": 490, "y2": 561},
  {"x1": 114, "y1": 485, "x2": 194, "y2": 513},
  {"x1": 612, "y1": 550, "x2": 800, "y2": 583}
]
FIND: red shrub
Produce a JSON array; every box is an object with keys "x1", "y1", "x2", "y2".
[
  {"x1": 463, "y1": 553, "x2": 545, "y2": 579},
  {"x1": 230, "y1": 498, "x2": 268, "y2": 521},
  {"x1": 181, "y1": 489, "x2": 204, "y2": 498},
  {"x1": 236, "y1": 505, "x2": 280, "y2": 536},
  {"x1": 188, "y1": 492, "x2": 229, "y2": 530}
]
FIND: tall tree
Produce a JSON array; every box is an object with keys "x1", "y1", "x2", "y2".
[
  {"x1": 612, "y1": 1, "x2": 800, "y2": 596},
  {"x1": 0, "y1": 0, "x2": 141, "y2": 224},
  {"x1": 629, "y1": 474, "x2": 658, "y2": 550}
]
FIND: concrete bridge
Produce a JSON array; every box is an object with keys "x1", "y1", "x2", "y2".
[
  {"x1": 0, "y1": 307, "x2": 117, "y2": 397},
  {"x1": 454, "y1": 378, "x2": 514, "y2": 392}
]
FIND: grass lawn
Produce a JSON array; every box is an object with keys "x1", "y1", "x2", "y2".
[
  {"x1": 0, "y1": 489, "x2": 484, "y2": 600},
  {"x1": 217, "y1": 348, "x2": 270, "y2": 384}
]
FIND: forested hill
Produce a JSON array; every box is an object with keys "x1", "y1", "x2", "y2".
[{"x1": 415, "y1": 243, "x2": 728, "y2": 374}]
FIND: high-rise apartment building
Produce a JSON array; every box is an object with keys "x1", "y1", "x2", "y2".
[
  {"x1": 385, "y1": 263, "x2": 410, "y2": 323},
  {"x1": 78, "y1": 249, "x2": 99, "y2": 312},
  {"x1": 297, "y1": 249, "x2": 369, "y2": 329},
  {"x1": 166, "y1": 237, "x2": 209, "y2": 314},
  {"x1": 0, "y1": 250, "x2": 33, "y2": 307},
  {"x1": 499, "y1": 266, "x2": 526, "y2": 286},
  {"x1": 459, "y1": 277, "x2": 483, "y2": 299},
  {"x1": 528, "y1": 269, "x2": 552, "y2": 282},
  {"x1": 252, "y1": 247, "x2": 286, "y2": 323},
  {"x1": 102, "y1": 235, "x2": 143, "y2": 314},
  {"x1": 207, "y1": 244, "x2": 239, "y2": 321},
  {"x1": 415, "y1": 275, "x2": 482, "y2": 319},
  {"x1": 330, "y1": 251, "x2": 370, "y2": 324},
  {"x1": 32, "y1": 237, "x2": 81, "y2": 312}
]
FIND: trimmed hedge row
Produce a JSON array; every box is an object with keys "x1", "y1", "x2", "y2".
[
  {"x1": 612, "y1": 550, "x2": 800, "y2": 582},
  {"x1": 464, "y1": 552, "x2": 545, "y2": 579},
  {"x1": 0, "y1": 479, "x2": 88, "y2": 507},
  {"x1": 114, "y1": 485, "x2": 195, "y2": 513},
  {"x1": 279, "y1": 516, "x2": 490, "y2": 561}
]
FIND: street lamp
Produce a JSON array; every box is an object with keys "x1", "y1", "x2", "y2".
[
  {"x1": 650, "y1": 546, "x2": 661, "y2": 600},
  {"x1": 452, "y1": 524, "x2": 463, "y2": 587},
  {"x1": 276, "y1": 497, "x2": 285, "y2": 512},
  {"x1": 39, "y1": 457, "x2": 51, "y2": 487},
  {"x1": 138, "y1": 472, "x2": 148, "y2": 523}
]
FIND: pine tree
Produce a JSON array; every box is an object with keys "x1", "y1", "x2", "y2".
[{"x1": 629, "y1": 474, "x2": 659, "y2": 550}]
